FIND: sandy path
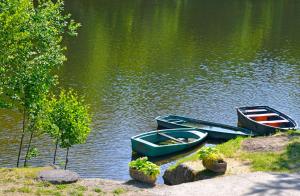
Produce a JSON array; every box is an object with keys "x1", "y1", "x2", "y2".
[{"x1": 141, "y1": 172, "x2": 300, "y2": 196}]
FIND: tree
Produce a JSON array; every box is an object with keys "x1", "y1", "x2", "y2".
[
  {"x1": 43, "y1": 90, "x2": 91, "y2": 169},
  {"x1": 0, "y1": 0, "x2": 79, "y2": 167}
]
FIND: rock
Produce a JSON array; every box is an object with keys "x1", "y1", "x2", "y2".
[
  {"x1": 163, "y1": 161, "x2": 220, "y2": 185},
  {"x1": 38, "y1": 169, "x2": 80, "y2": 184}
]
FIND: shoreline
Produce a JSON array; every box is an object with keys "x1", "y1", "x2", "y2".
[
  {"x1": 2, "y1": 167, "x2": 299, "y2": 196},
  {"x1": 1, "y1": 132, "x2": 300, "y2": 195}
]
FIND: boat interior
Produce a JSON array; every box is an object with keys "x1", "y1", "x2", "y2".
[
  {"x1": 241, "y1": 108, "x2": 293, "y2": 128},
  {"x1": 162, "y1": 116, "x2": 249, "y2": 134},
  {"x1": 139, "y1": 131, "x2": 200, "y2": 146}
]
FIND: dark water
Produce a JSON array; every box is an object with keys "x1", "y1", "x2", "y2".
[{"x1": 0, "y1": 0, "x2": 300, "y2": 182}]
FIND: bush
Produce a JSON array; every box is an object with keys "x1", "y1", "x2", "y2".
[
  {"x1": 129, "y1": 157, "x2": 160, "y2": 177},
  {"x1": 198, "y1": 147, "x2": 220, "y2": 160},
  {"x1": 198, "y1": 147, "x2": 224, "y2": 169}
]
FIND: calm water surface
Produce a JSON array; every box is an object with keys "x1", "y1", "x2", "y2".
[{"x1": 0, "y1": 0, "x2": 299, "y2": 182}]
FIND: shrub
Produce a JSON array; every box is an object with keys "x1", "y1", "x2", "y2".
[
  {"x1": 129, "y1": 157, "x2": 160, "y2": 177},
  {"x1": 198, "y1": 147, "x2": 224, "y2": 169},
  {"x1": 198, "y1": 147, "x2": 220, "y2": 160}
]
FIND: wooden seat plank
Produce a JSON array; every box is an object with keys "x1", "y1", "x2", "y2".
[
  {"x1": 246, "y1": 113, "x2": 279, "y2": 118},
  {"x1": 258, "y1": 119, "x2": 289, "y2": 124},
  {"x1": 158, "y1": 133, "x2": 186, "y2": 144},
  {"x1": 244, "y1": 109, "x2": 267, "y2": 113}
]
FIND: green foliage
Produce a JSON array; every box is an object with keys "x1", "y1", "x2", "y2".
[
  {"x1": 287, "y1": 129, "x2": 300, "y2": 136},
  {"x1": 42, "y1": 89, "x2": 91, "y2": 148},
  {"x1": 17, "y1": 186, "x2": 31, "y2": 193},
  {"x1": 129, "y1": 157, "x2": 160, "y2": 177},
  {"x1": 0, "y1": 0, "x2": 79, "y2": 113},
  {"x1": 198, "y1": 147, "x2": 220, "y2": 160},
  {"x1": 198, "y1": 147, "x2": 224, "y2": 169},
  {"x1": 0, "y1": 0, "x2": 79, "y2": 166},
  {"x1": 75, "y1": 185, "x2": 87, "y2": 192},
  {"x1": 55, "y1": 184, "x2": 67, "y2": 190},
  {"x1": 94, "y1": 188, "x2": 102, "y2": 193},
  {"x1": 113, "y1": 188, "x2": 126, "y2": 195},
  {"x1": 26, "y1": 147, "x2": 39, "y2": 161}
]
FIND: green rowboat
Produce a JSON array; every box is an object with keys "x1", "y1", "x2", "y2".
[
  {"x1": 131, "y1": 128, "x2": 208, "y2": 157},
  {"x1": 156, "y1": 115, "x2": 255, "y2": 140}
]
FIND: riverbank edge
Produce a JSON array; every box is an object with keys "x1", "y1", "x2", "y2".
[
  {"x1": 2, "y1": 167, "x2": 300, "y2": 196},
  {"x1": 167, "y1": 131, "x2": 300, "y2": 173},
  {"x1": 0, "y1": 166, "x2": 164, "y2": 195},
  {"x1": 1, "y1": 131, "x2": 299, "y2": 195}
]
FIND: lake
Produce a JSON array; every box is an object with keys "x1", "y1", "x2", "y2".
[{"x1": 0, "y1": 0, "x2": 299, "y2": 182}]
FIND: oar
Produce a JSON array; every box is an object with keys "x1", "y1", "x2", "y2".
[{"x1": 158, "y1": 132, "x2": 186, "y2": 144}]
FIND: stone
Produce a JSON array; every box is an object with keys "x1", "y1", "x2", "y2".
[
  {"x1": 38, "y1": 169, "x2": 80, "y2": 184},
  {"x1": 163, "y1": 161, "x2": 220, "y2": 185}
]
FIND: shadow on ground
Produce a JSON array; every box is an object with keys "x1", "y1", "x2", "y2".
[
  {"x1": 246, "y1": 141, "x2": 300, "y2": 195},
  {"x1": 246, "y1": 172, "x2": 300, "y2": 195},
  {"x1": 124, "y1": 180, "x2": 156, "y2": 189}
]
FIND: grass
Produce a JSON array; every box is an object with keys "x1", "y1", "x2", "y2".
[
  {"x1": 216, "y1": 136, "x2": 245, "y2": 157},
  {"x1": 94, "y1": 188, "x2": 102, "y2": 193},
  {"x1": 167, "y1": 153, "x2": 199, "y2": 171},
  {"x1": 168, "y1": 131, "x2": 300, "y2": 173},
  {"x1": 17, "y1": 186, "x2": 32, "y2": 193},
  {"x1": 240, "y1": 137, "x2": 300, "y2": 172},
  {"x1": 167, "y1": 136, "x2": 246, "y2": 171},
  {"x1": 113, "y1": 188, "x2": 126, "y2": 195},
  {"x1": 0, "y1": 167, "x2": 131, "y2": 196}
]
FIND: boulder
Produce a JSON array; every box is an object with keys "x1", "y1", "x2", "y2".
[
  {"x1": 38, "y1": 169, "x2": 80, "y2": 184},
  {"x1": 163, "y1": 161, "x2": 220, "y2": 185}
]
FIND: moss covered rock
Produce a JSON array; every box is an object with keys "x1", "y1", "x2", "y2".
[{"x1": 163, "y1": 161, "x2": 220, "y2": 185}]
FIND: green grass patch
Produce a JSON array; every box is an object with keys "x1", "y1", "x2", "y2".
[
  {"x1": 113, "y1": 188, "x2": 126, "y2": 195},
  {"x1": 167, "y1": 135, "x2": 300, "y2": 173},
  {"x1": 68, "y1": 190, "x2": 84, "y2": 196},
  {"x1": 168, "y1": 137, "x2": 246, "y2": 171},
  {"x1": 216, "y1": 137, "x2": 246, "y2": 157},
  {"x1": 75, "y1": 185, "x2": 88, "y2": 191},
  {"x1": 35, "y1": 188, "x2": 62, "y2": 196},
  {"x1": 17, "y1": 186, "x2": 31, "y2": 193},
  {"x1": 55, "y1": 184, "x2": 68, "y2": 190},
  {"x1": 94, "y1": 188, "x2": 102, "y2": 193},
  {"x1": 3, "y1": 187, "x2": 17, "y2": 193},
  {"x1": 167, "y1": 153, "x2": 199, "y2": 171},
  {"x1": 287, "y1": 129, "x2": 300, "y2": 136},
  {"x1": 37, "y1": 181, "x2": 52, "y2": 188},
  {"x1": 240, "y1": 138, "x2": 300, "y2": 172}
]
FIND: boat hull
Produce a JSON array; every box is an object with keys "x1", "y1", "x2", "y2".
[
  {"x1": 131, "y1": 128, "x2": 207, "y2": 157},
  {"x1": 237, "y1": 106, "x2": 297, "y2": 135},
  {"x1": 156, "y1": 115, "x2": 254, "y2": 140}
]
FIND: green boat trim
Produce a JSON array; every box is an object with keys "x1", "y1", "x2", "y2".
[
  {"x1": 131, "y1": 128, "x2": 208, "y2": 157},
  {"x1": 156, "y1": 115, "x2": 255, "y2": 140}
]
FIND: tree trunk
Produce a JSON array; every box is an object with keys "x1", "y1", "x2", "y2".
[
  {"x1": 53, "y1": 138, "x2": 59, "y2": 164},
  {"x1": 24, "y1": 130, "x2": 34, "y2": 167},
  {"x1": 17, "y1": 109, "x2": 26, "y2": 167},
  {"x1": 64, "y1": 147, "x2": 69, "y2": 170}
]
